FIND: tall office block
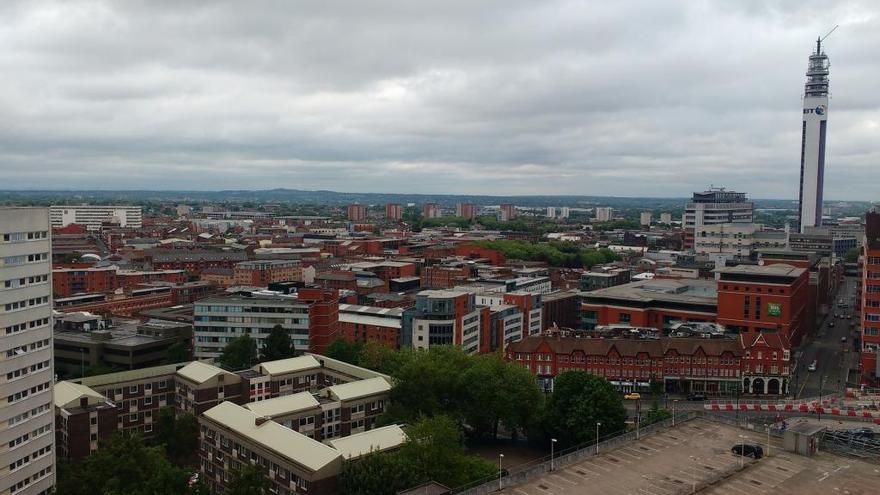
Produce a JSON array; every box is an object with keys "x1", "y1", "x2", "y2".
[{"x1": 1, "y1": 208, "x2": 54, "y2": 495}]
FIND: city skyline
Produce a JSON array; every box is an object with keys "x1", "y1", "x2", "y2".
[{"x1": 1, "y1": 1, "x2": 879, "y2": 199}]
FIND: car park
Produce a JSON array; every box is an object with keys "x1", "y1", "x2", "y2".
[{"x1": 731, "y1": 444, "x2": 763, "y2": 459}]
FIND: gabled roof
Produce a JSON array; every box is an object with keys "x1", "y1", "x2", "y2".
[
  {"x1": 54, "y1": 381, "x2": 108, "y2": 409},
  {"x1": 327, "y1": 425, "x2": 408, "y2": 459},
  {"x1": 203, "y1": 402, "x2": 341, "y2": 474},
  {"x1": 176, "y1": 361, "x2": 229, "y2": 384},
  {"x1": 327, "y1": 377, "x2": 391, "y2": 401},
  {"x1": 256, "y1": 355, "x2": 322, "y2": 376},
  {"x1": 244, "y1": 392, "x2": 320, "y2": 418}
]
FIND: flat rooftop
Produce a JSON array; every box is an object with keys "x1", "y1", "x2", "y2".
[
  {"x1": 503, "y1": 418, "x2": 880, "y2": 495},
  {"x1": 582, "y1": 278, "x2": 717, "y2": 306}
]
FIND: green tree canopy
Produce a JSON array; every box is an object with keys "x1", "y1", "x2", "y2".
[
  {"x1": 154, "y1": 408, "x2": 200, "y2": 465},
  {"x1": 260, "y1": 324, "x2": 297, "y2": 362},
  {"x1": 543, "y1": 371, "x2": 627, "y2": 449},
  {"x1": 845, "y1": 247, "x2": 860, "y2": 263},
  {"x1": 55, "y1": 434, "x2": 191, "y2": 495},
  {"x1": 324, "y1": 337, "x2": 364, "y2": 365},
  {"x1": 226, "y1": 464, "x2": 271, "y2": 495},
  {"x1": 219, "y1": 334, "x2": 259, "y2": 370},
  {"x1": 469, "y1": 239, "x2": 619, "y2": 268},
  {"x1": 166, "y1": 342, "x2": 191, "y2": 364}
]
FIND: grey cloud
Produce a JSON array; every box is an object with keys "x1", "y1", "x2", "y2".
[{"x1": 1, "y1": 0, "x2": 879, "y2": 199}]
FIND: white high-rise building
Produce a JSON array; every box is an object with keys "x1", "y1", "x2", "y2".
[
  {"x1": 683, "y1": 188, "x2": 754, "y2": 249},
  {"x1": 640, "y1": 212, "x2": 652, "y2": 227},
  {"x1": 595, "y1": 207, "x2": 613, "y2": 222},
  {"x1": 0, "y1": 208, "x2": 55, "y2": 495},
  {"x1": 546, "y1": 207, "x2": 556, "y2": 218},
  {"x1": 49, "y1": 205, "x2": 142, "y2": 231},
  {"x1": 798, "y1": 37, "x2": 831, "y2": 232},
  {"x1": 560, "y1": 207, "x2": 570, "y2": 219}
]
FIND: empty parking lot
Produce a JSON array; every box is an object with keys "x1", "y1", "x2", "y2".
[{"x1": 501, "y1": 419, "x2": 880, "y2": 495}]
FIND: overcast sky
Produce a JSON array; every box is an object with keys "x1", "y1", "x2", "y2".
[{"x1": 2, "y1": 1, "x2": 878, "y2": 199}]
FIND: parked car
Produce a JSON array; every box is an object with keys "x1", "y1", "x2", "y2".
[
  {"x1": 624, "y1": 392, "x2": 641, "y2": 400},
  {"x1": 731, "y1": 444, "x2": 764, "y2": 459},
  {"x1": 687, "y1": 393, "x2": 707, "y2": 401},
  {"x1": 841, "y1": 336, "x2": 847, "y2": 343},
  {"x1": 808, "y1": 360, "x2": 818, "y2": 372},
  {"x1": 852, "y1": 428, "x2": 875, "y2": 440},
  {"x1": 829, "y1": 321, "x2": 835, "y2": 327}
]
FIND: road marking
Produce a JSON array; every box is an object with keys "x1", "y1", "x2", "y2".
[{"x1": 548, "y1": 474, "x2": 578, "y2": 486}]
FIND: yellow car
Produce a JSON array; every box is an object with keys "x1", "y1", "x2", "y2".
[{"x1": 624, "y1": 393, "x2": 641, "y2": 400}]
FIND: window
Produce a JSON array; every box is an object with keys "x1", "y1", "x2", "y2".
[{"x1": 618, "y1": 313, "x2": 631, "y2": 324}]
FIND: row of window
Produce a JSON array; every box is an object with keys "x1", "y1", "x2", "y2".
[
  {"x1": 2, "y1": 274, "x2": 49, "y2": 290},
  {"x1": 8, "y1": 423, "x2": 52, "y2": 451},
  {"x1": 7, "y1": 381, "x2": 51, "y2": 405},
  {"x1": 2, "y1": 231, "x2": 48, "y2": 242},
  {"x1": 8, "y1": 402, "x2": 51, "y2": 428},
  {"x1": 9, "y1": 441, "x2": 52, "y2": 473},
  {"x1": 5, "y1": 316, "x2": 50, "y2": 335},
  {"x1": 1, "y1": 252, "x2": 48, "y2": 267},
  {"x1": 3, "y1": 295, "x2": 49, "y2": 312},
  {"x1": 6, "y1": 338, "x2": 51, "y2": 358},
  {"x1": 9, "y1": 464, "x2": 52, "y2": 494},
  {"x1": 6, "y1": 359, "x2": 51, "y2": 382}
]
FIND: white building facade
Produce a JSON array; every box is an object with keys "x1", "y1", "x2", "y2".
[
  {"x1": 49, "y1": 205, "x2": 142, "y2": 231},
  {"x1": 0, "y1": 208, "x2": 55, "y2": 495},
  {"x1": 798, "y1": 38, "x2": 830, "y2": 232}
]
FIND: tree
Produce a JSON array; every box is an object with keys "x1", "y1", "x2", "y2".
[
  {"x1": 55, "y1": 434, "x2": 191, "y2": 495},
  {"x1": 260, "y1": 324, "x2": 296, "y2": 362},
  {"x1": 219, "y1": 334, "x2": 258, "y2": 370},
  {"x1": 385, "y1": 346, "x2": 473, "y2": 423},
  {"x1": 166, "y1": 342, "x2": 191, "y2": 364},
  {"x1": 458, "y1": 353, "x2": 543, "y2": 439},
  {"x1": 641, "y1": 402, "x2": 672, "y2": 427},
  {"x1": 543, "y1": 371, "x2": 627, "y2": 449},
  {"x1": 358, "y1": 341, "x2": 405, "y2": 375},
  {"x1": 845, "y1": 247, "x2": 860, "y2": 263},
  {"x1": 226, "y1": 464, "x2": 270, "y2": 495},
  {"x1": 324, "y1": 337, "x2": 364, "y2": 365},
  {"x1": 154, "y1": 408, "x2": 200, "y2": 464}
]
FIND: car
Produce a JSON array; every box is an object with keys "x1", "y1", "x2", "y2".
[
  {"x1": 852, "y1": 428, "x2": 875, "y2": 440},
  {"x1": 624, "y1": 393, "x2": 641, "y2": 400},
  {"x1": 731, "y1": 444, "x2": 763, "y2": 459},
  {"x1": 841, "y1": 336, "x2": 847, "y2": 343},
  {"x1": 829, "y1": 321, "x2": 835, "y2": 327},
  {"x1": 687, "y1": 393, "x2": 707, "y2": 401},
  {"x1": 846, "y1": 315, "x2": 852, "y2": 319},
  {"x1": 808, "y1": 361, "x2": 817, "y2": 372}
]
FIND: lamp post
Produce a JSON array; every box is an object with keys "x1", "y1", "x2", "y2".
[
  {"x1": 690, "y1": 455, "x2": 698, "y2": 494},
  {"x1": 80, "y1": 349, "x2": 85, "y2": 377},
  {"x1": 595, "y1": 422, "x2": 602, "y2": 454},
  {"x1": 498, "y1": 454, "x2": 504, "y2": 490},
  {"x1": 550, "y1": 438, "x2": 557, "y2": 471},
  {"x1": 764, "y1": 423, "x2": 771, "y2": 457},
  {"x1": 673, "y1": 399, "x2": 678, "y2": 427},
  {"x1": 738, "y1": 435, "x2": 747, "y2": 469}
]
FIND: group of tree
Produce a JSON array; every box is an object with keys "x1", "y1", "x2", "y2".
[
  {"x1": 542, "y1": 372, "x2": 628, "y2": 449},
  {"x1": 154, "y1": 408, "x2": 200, "y2": 465},
  {"x1": 470, "y1": 239, "x2": 619, "y2": 268},
  {"x1": 340, "y1": 415, "x2": 496, "y2": 495},
  {"x1": 218, "y1": 325, "x2": 298, "y2": 370},
  {"x1": 324, "y1": 339, "x2": 405, "y2": 375},
  {"x1": 55, "y1": 434, "x2": 200, "y2": 495}
]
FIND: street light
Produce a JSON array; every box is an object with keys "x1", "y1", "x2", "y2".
[
  {"x1": 498, "y1": 454, "x2": 504, "y2": 490},
  {"x1": 690, "y1": 455, "x2": 699, "y2": 494},
  {"x1": 673, "y1": 399, "x2": 679, "y2": 427},
  {"x1": 764, "y1": 423, "x2": 771, "y2": 457},
  {"x1": 595, "y1": 422, "x2": 602, "y2": 454},
  {"x1": 738, "y1": 435, "x2": 748, "y2": 469},
  {"x1": 550, "y1": 438, "x2": 557, "y2": 471}
]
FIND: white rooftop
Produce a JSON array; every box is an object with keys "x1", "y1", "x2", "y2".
[
  {"x1": 203, "y1": 401, "x2": 341, "y2": 474},
  {"x1": 327, "y1": 425, "x2": 408, "y2": 460},
  {"x1": 176, "y1": 361, "x2": 230, "y2": 384},
  {"x1": 244, "y1": 392, "x2": 320, "y2": 418},
  {"x1": 327, "y1": 377, "x2": 391, "y2": 401},
  {"x1": 256, "y1": 355, "x2": 322, "y2": 376},
  {"x1": 54, "y1": 381, "x2": 107, "y2": 409}
]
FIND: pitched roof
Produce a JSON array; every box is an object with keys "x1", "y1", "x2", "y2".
[
  {"x1": 327, "y1": 377, "x2": 391, "y2": 401},
  {"x1": 203, "y1": 402, "x2": 341, "y2": 473},
  {"x1": 244, "y1": 392, "x2": 320, "y2": 418},
  {"x1": 327, "y1": 425, "x2": 408, "y2": 459},
  {"x1": 176, "y1": 361, "x2": 229, "y2": 384},
  {"x1": 54, "y1": 381, "x2": 107, "y2": 409},
  {"x1": 507, "y1": 335, "x2": 745, "y2": 358},
  {"x1": 77, "y1": 362, "x2": 186, "y2": 388},
  {"x1": 256, "y1": 355, "x2": 322, "y2": 376}
]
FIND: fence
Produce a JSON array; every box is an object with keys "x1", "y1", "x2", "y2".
[{"x1": 453, "y1": 412, "x2": 697, "y2": 495}]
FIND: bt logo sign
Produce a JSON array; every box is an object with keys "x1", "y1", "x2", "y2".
[{"x1": 804, "y1": 104, "x2": 827, "y2": 116}]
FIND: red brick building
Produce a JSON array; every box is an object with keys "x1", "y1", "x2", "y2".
[
  {"x1": 233, "y1": 260, "x2": 301, "y2": 286},
  {"x1": 507, "y1": 333, "x2": 791, "y2": 396},
  {"x1": 421, "y1": 264, "x2": 471, "y2": 289},
  {"x1": 347, "y1": 204, "x2": 367, "y2": 222},
  {"x1": 454, "y1": 244, "x2": 506, "y2": 265},
  {"x1": 456, "y1": 203, "x2": 476, "y2": 219},
  {"x1": 337, "y1": 304, "x2": 403, "y2": 349},
  {"x1": 422, "y1": 202, "x2": 441, "y2": 219},
  {"x1": 715, "y1": 264, "x2": 810, "y2": 346},
  {"x1": 385, "y1": 203, "x2": 403, "y2": 221},
  {"x1": 298, "y1": 288, "x2": 341, "y2": 354},
  {"x1": 860, "y1": 212, "x2": 880, "y2": 385}
]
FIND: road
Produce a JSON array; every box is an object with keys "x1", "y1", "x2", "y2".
[{"x1": 794, "y1": 275, "x2": 859, "y2": 399}]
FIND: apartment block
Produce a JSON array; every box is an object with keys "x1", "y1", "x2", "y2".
[
  {"x1": 683, "y1": 189, "x2": 754, "y2": 249},
  {"x1": 53, "y1": 382, "x2": 116, "y2": 462},
  {"x1": 49, "y1": 205, "x2": 142, "y2": 231},
  {"x1": 860, "y1": 212, "x2": 880, "y2": 385},
  {"x1": 346, "y1": 205, "x2": 367, "y2": 222},
  {"x1": 404, "y1": 290, "x2": 484, "y2": 354},
  {"x1": 0, "y1": 208, "x2": 55, "y2": 495},
  {"x1": 233, "y1": 260, "x2": 302, "y2": 287},
  {"x1": 384, "y1": 203, "x2": 403, "y2": 221}
]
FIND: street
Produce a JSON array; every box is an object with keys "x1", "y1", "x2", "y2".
[{"x1": 793, "y1": 275, "x2": 859, "y2": 399}]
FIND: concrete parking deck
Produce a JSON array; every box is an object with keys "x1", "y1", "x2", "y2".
[{"x1": 500, "y1": 418, "x2": 880, "y2": 495}]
